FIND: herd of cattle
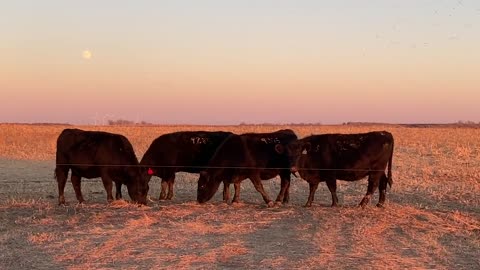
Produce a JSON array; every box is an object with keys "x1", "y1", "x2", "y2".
[{"x1": 55, "y1": 128, "x2": 394, "y2": 208}]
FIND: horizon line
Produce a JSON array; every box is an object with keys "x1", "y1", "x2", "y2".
[{"x1": 1, "y1": 121, "x2": 479, "y2": 127}]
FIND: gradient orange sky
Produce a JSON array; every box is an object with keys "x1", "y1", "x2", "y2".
[{"x1": 1, "y1": 1, "x2": 479, "y2": 124}]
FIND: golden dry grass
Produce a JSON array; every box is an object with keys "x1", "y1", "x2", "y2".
[
  {"x1": 4, "y1": 123, "x2": 477, "y2": 160},
  {"x1": 0, "y1": 124, "x2": 479, "y2": 269}
]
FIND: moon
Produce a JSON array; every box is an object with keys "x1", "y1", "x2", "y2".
[{"x1": 82, "y1": 50, "x2": 92, "y2": 60}]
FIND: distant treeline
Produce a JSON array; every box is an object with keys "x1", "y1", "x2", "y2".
[
  {"x1": 0, "y1": 123, "x2": 73, "y2": 126},
  {"x1": 107, "y1": 119, "x2": 154, "y2": 126},
  {"x1": 238, "y1": 122, "x2": 323, "y2": 126},
  {"x1": 343, "y1": 121, "x2": 480, "y2": 128},
  {"x1": 2, "y1": 120, "x2": 479, "y2": 127}
]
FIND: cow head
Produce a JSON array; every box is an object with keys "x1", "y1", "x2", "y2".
[
  {"x1": 139, "y1": 166, "x2": 155, "y2": 185},
  {"x1": 286, "y1": 140, "x2": 311, "y2": 175},
  {"x1": 197, "y1": 171, "x2": 221, "y2": 203},
  {"x1": 125, "y1": 166, "x2": 149, "y2": 205}
]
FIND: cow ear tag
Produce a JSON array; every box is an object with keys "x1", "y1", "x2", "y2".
[
  {"x1": 302, "y1": 149, "x2": 308, "y2": 155},
  {"x1": 147, "y1": 168, "x2": 154, "y2": 175}
]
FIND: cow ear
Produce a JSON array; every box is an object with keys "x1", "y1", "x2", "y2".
[
  {"x1": 304, "y1": 142, "x2": 312, "y2": 153},
  {"x1": 274, "y1": 144, "x2": 284, "y2": 154}
]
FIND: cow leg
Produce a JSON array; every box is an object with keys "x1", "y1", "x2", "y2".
[
  {"x1": 326, "y1": 178, "x2": 338, "y2": 207},
  {"x1": 232, "y1": 182, "x2": 241, "y2": 203},
  {"x1": 359, "y1": 173, "x2": 381, "y2": 208},
  {"x1": 55, "y1": 167, "x2": 69, "y2": 205},
  {"x1": 275, "y1": 175, "x2": 290, "y2": 205},
  {"x1": 71, "y1": 174, "x2": 85, "y2": 204},
  {"x1": 159, "y1": 179, "x2": 168, "y2": 200},
  {"x1": 305, "y1": 181, "x2": 319, "y2": 207},
  {"x1": 222, "y1": 181, "x2": 230, "y2": 203},
  {"x1": 100, "y1": 174, "x2": 114, "y2": 203},
  {"x1": 377, "y1": 173, "x2": 388, "y2": 207},
  {"x1": 166, "y1": 176, "x2": 175, "y2": 200},
  {"x1": 249, "y1": 176, "x2": 274, "y2": 207},
  {"x1": 115, "y1": 181, "x2": 122, "y2": 200},
  {"x1": 283, "y1": 182, "x2": 290, "y2": 203}
]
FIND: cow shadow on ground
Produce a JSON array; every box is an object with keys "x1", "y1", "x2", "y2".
[{"x1": 390, "y1": 191, "x2": 479, "y2": 216}]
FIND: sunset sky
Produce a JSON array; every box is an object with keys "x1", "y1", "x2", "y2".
[{"x1": 1, "y1": 1, "x2": 479, "y2": 124}]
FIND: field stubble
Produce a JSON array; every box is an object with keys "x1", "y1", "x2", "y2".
[{"x1": 0, "y1": 124, "x2": 479, "y2": 269}]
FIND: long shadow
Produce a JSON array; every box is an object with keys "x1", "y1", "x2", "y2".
[{"x1": 389, "y1": 191, "x2": 479, "y2": 216}]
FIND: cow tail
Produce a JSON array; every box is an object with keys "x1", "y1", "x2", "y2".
[{"x1": 387, "y1": 138, "x2": 394, "y2": 188}]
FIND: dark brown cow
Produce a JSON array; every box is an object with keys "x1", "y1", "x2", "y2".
[
  {"x1": 140, "y1": 131, "x2": 233, "y2": 200},
  {"x1": 197, "y1": 129, "x2": 298, "y2": 207},
  {"x1": 287, "y1": 131, "x2": 394, "y2": 207},
  {"x1": 54, "y1": 129, "x2": 148, "y2": 205}
]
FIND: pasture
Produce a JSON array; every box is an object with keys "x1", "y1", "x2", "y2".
[{"x1": 0, "y1": 124, "x2": 479, "y2": 269}]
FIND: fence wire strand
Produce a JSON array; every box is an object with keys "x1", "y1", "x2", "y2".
[{"x1": 54, "y1": 163, "x2": 388, "y2": 172}]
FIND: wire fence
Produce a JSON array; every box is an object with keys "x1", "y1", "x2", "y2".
[{"x1": 54, "y1": 163, "x2": 390, "y2": 172}]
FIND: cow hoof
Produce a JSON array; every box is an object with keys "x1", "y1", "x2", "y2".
[
  {"x1": 274, "y1": 201, "x2": 282, "y2": 207},
  {"x1": 267, "y1": 201, "x2": 275, "y2": 208},
  {"x1": 376, "y1": 203, "x2": 384, "y2": 208},
  {"x1": 303, "y1": 204, "x2": 312, "y2": 208},
  {"x1": 359, "y1": 199, "x2": 370, "y2": 208}
]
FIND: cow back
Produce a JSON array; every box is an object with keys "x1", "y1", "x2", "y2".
[{"x1": 140, "y1": 131, "x2": 233, "y2": 173}]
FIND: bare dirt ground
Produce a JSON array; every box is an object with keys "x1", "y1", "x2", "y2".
[{"x1": 0, "y1": 124, "x2": 479, "y2": 269}]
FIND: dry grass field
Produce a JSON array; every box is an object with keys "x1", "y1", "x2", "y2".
[{"x1": 0, "y1": 124, "x2": 479, "y2": 269}]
